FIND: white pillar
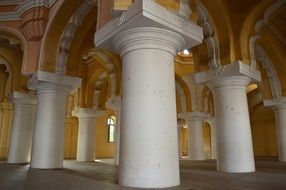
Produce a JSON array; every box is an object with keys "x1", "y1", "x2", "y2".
[
  {"x1": 73, "y1": 108, "x2": 105, "y2": 162},
  {"x1": 177, "y1": 124, "x2": 182, "y2": 158},
  {"x1": 208, "y1": 76, "x2": 255, "y2": 172},
  {"x1": 184, "y1": 112, "x2": 205, "y2": 160},
  {"x1": 205, "y1": 117, "x2": 217, "y2": 159},
  {"x1": 114, "y1": 109, "x2": 121, "y2": 165},
  {"x1": 196, "y1": 61, "x2": 261, "y2": 173},
  {"x1": 95, "y1": 1, "x2": 203, "y2": 187},
  {"x1": 7, "y1": 92, "x2": 36, "y2": 163},
  {"x1": 28, "y1": 71, "x2": 81, "y2": 169},
  {"x1": 264, "y1": 98, "x2": 286, "y2": 162},
  {"x1": 106, "y1": 96, "x2": 121, "y2": 165}
]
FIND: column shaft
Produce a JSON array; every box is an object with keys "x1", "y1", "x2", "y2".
[
  {"x1": 187, "y1": 119, "x2": 204, "y2": 160},
  {"x1": 7, "y1": 93, "x2": 36, "y2": 163},
  {"x1": 117, "y1": 28, "x2": 182, "y2": 188},
  {"x1": 114, "y1": 110, "x2": 121, "y2": 165},
  {"x1": 30, "y1": 83, "x2": 71, "y2": 169},
  {"x1": 209, "y1": 76, "x2": 255, "y2": 172},
  {"x1": 77, "y1": 117, "x2": 96, "y2": 161},
  {"x1": 273, "y1": 108, "x2": 286, "y2": 161}
]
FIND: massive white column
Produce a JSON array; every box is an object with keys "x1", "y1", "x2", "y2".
[
  {"x1": 95, "y1": 0, "x2": 202, "y2": 188},
  {"x1": 205, "y1": 116, "x2": 216, "y2": 159},
  {"x1": 7, "y1": 92, "x2": 36, "y2": 163},
  {"x1": 28, "y1": 71, "x2": 81, "y2": 169},
  {"x1": 73, "y1": 108, "x2": 105, "y2": 162},
  {"x1": 106, "y1": 96, "x2": 121, "y2": 165},
  {"x1": 180, "y1": 112, "x2": 205, "y2": 160},
  {"x1": 264, "y1": 98, "x2": 286, "y2": 162},
  {"x1": 95, "y1": 0, "x2": 203, "y2": 188},
  {"x1": 196, "y1": 61, "x2": 261, "y2": 173}
]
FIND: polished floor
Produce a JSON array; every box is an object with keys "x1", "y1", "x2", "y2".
[{"x1": 1, "y1": 158, "x2": 286, "y2": 190}]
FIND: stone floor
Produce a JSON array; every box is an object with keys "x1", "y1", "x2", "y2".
[{"x1": 1, "y1": 158, "x2": 286, "y2": 190}]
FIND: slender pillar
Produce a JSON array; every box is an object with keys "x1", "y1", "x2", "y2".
[
  {"x1": 7, "y1": 92, "x2": 36, "y2": 163},
  {"x1": 114, "y1": 109, "x2": 121, "y2": 165},
  {"x1": 209, "y1": 76, "x2": 255, "y2": 172},
  {"x1": 28, "y1": 71, "x2": 81, "y2": 169},
  {"x1": 95, "y1": 0, "x2": 203, "y2": 187},
  {"x1": 73, "y1": 108, "x2": 105, "y2": 161},
  {"x1": 196, "y1": 61, "x2": 260, "y2": 173},
  {"x1": 264, "y1": 98, "x2": 286, "y2": 161},
  {"x1": 106, "y1": 97, "x2": 121, "y2": 165},
  {"x1": 205, "y1": 117, "x2": 216, "y2": 159},
  {"x1": 177, "y1": 124, "x2": 182, "y2": 158},
  {"x1": 184, "y1": 112, "x2": 205, "y2": 160}
]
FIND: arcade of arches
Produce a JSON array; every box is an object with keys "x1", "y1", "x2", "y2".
[{"x1": 0, "y1": 0, "x2": 286, "y2": 189}]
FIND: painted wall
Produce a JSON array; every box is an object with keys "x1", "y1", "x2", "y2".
[
  {"x1": 0, "y1": 102, "x2": 13, "y2": 159},
  {"x1": 251, "y1": 123, "x2": 278, "y2": 157}
]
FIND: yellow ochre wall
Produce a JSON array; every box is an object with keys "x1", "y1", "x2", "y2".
[{"x1": 0, "y1": 102, "x2": 13, "y2": 159}]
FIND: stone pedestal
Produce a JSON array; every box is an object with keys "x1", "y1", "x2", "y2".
[
  {"x1": 196, "y1": 61, "x2": 261, "y2": 173},
  {"x1": 73, "y1": 108, "x2": 105, "y2": 161},
  {"x1": 95, "y1": 0, "x2": 202, "y2": 187},
  {"x1": 7, "y1": 92, "x2": 36, "y2": 163},
  {"x1": 264, "y1": 98, "x2": 286, "y2": 162},
  {"x1": 28, "y1": 71, "x2": 81, "y2": 169}
]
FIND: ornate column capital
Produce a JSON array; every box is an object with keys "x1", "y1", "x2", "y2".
[
  {"x1": 27, "y1": 71, "x2": 81, "y2": 95},
  {"x1": 105, "y1": 96, "x2": 121, "y2": 111},
  {"x1": 178, "y1": 111, "x2": 208, "y2": 122},
  {"x1": 195, "y1": 61, "x2": 261, "y2": 89},
  {"x1": 95, "y1": 0, "x2": 203, "y2": 54},
  {"x1": 9, "y1": 91, "x2": 36, "y2": 107},
  {"x1": 72, "y1": 108, "x2": 105, "y2": 119},
  {"x1": 264, "y1": 97, "x2": 286, "y2": 111}
]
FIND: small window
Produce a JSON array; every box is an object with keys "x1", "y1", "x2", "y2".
[{"x1": 107, "y1": 116, "x2": 116, "y2": 143}]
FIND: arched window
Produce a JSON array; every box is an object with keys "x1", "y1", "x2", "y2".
[{"x1": 107, "y1": 116, "x2": 115, "y2": 143}]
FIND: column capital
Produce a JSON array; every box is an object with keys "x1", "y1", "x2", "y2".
[
  {"x1": 264, "y1": 97, "x2": 286, "y2": 111},
  {"x1": 27, "y1": 71, "x2": 81, "y2": 95},
  {"x1": 204, "y1": 116, "x2": 215, "y2": 126},
  {"x1": 95, "y1": 0, "x2": 203, "y2": 54},
  {"x1": 72, "y1": 108, "x2": 106, "y2": 119},
  {"x1": 178, "y1": 111, "x2": 207, "y2": 122},
  {"x1": 9, "y1": 91, "x2": 36, "y2": 106},
  {"x1": 105, "y1": 96, "x2": 121, "y2": 111},
  {"x1": 195, "y1": 61, "x2": 261, "y2": 89}
]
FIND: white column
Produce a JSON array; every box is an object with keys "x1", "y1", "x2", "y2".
[
  {"x1": 196, "y1": 61, "x2": 261, "y2": 173},
  {"x1": 106, "y1": 96, "x2": 121, "y2": 165},
  {"x1": 73, "y1": 108, "x2": 105, "y2": 162},
  {"x1": 177, "y1": 124, "x2": 182, "y2": 158},
  {"x1": 184, "y1": 112, "x2": 205, "y2": 160},
  {"x1": 208, "y1": 76, "x2": 255, "y2": 172},
  {"x1": 95, "y1": 1, "x2": 203, "y2": 187},
  {"x1": 28, "y1": 71, "x2": 81, "y2": 169},
  {"x1": 205, "y1": 117, "x2": 217, "y2": 159},
  {"x1": 7, "y1": 92, "x2": 36, "y2": 163},
  {"x1": 114, "y1": 109, "x2": 121, "y2": 165},
  {"x1": 264, "y1": 98, "x2": 286, "y2": 161}
]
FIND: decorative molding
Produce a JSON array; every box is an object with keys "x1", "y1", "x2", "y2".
[
  {"x1": 254, "y1": 0, "x2": 285, "y2": 33},
  {"x1": 16, "y1": 0, "x2": 50, "y2": 16},
  {"x1": 256, "y1": 44, "x2": 282, "y2": 98},
  {"x1": 56, "y1": 0, "x2": 96, "y2": 75},
  {"x1": 0, "y1": 0, "x2": 21, "y2": 6},
  {"x1": 197, "y1": 1, "x2": 221, "y2": 70},
  {"x1": 175, "y1": 80, "x2": 187, "y2": 113},
  {"x1": 0, "y1": 12, "x2": 21, "y2": 21}
]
